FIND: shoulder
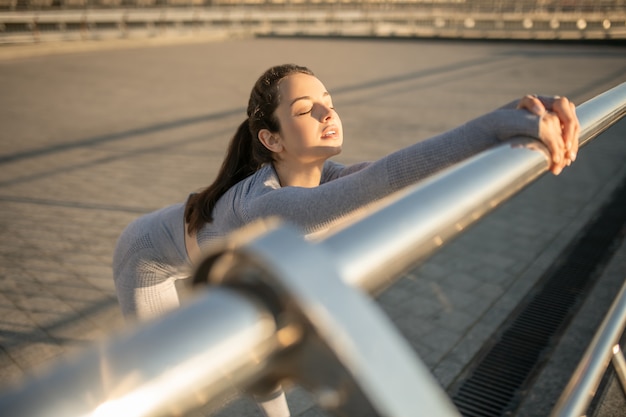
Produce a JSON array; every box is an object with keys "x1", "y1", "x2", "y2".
[
  {"x1": 321, "y1": 160, "x2": 345, "y2": 182},
  {"x1": 233, "y1": 164, "x2": 281, "y2": 197},
  {"x1": 208, "y1": 164, "x2": 280, "y2": 228},
  {"x1": 321, "y1": 159, "x2": 372, "y2": 183}
]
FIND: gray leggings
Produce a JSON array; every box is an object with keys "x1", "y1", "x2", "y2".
[{"x1": 112, "y1": 216, "x2": 188, "y2": 321}]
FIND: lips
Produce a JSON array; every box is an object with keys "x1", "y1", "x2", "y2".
[{"x1": 322, "y1": 125, "x2": 339, "y2": 139}]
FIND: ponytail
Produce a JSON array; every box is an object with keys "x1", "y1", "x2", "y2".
[
  {"x1": 185, "y1": 119, "x2": 269, "y2": 234},
  {"x1": 185, "y1": 64, "x2": 315, "y2": 235}
]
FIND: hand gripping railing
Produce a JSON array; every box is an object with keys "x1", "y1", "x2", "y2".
[{"x1": 0, "y1": 83, "x2": 625, "y2": 417}]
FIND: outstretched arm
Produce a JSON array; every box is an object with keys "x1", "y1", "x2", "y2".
[
  {"x1": 222, "y1": 96, "x2": 578, "y2": 235},
  {"x1": 328, "y1": 95, "x2": 579, "y2": 179}
]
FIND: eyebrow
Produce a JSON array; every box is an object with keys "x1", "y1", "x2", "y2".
[{"x1": 290, "y1": 91, "x2": 330, "y2": 106}]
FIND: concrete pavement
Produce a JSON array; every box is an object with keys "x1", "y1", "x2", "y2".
[{"x1": 0, "y1": 36, "x2": 625, "y2": 416}]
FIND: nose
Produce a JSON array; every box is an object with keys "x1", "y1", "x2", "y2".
[{"x1": 318, "y1": 103, "x2": 334, "y2": 122}]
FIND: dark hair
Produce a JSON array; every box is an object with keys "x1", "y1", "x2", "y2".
[{"x1": 185, "y1": 64, "x2": 315, "y2": 234}]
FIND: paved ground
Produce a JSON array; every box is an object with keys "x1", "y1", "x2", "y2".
[{"x1": 0, "y1": 36, "x2": 625, "y2": 416}]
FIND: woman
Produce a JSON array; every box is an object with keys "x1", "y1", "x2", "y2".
[{"x1": 113, "y1": 64, "x2": 579, "y2": 416}]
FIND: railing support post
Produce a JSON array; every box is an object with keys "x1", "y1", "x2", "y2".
[
  {"x1": 612, "y1": 344, "x2": 626, "y2": 395},
  {"x1": 550, "y1": 280, "x2": 626, "y2": 417}
]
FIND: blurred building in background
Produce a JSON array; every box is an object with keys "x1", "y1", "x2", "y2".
[{"x1": 0, "y1": 0, "x2": 625, "y2": 43}]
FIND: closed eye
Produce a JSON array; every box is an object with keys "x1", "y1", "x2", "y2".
[{"x1": 295, "y1": 101, "x2": 334, "y2": 116}]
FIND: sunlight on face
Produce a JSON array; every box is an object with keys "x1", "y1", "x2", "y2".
[{"x1": 273, "y1": 73, "x2": 344, "y2": 166}]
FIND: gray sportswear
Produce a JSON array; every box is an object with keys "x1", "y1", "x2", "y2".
[{"x1": 113, "y1": 106, "x2": 541, "y2": 320}]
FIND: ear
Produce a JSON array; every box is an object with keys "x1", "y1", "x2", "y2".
[{"x1": 258, "y1": 129, "x2": 283, "y2": 153}]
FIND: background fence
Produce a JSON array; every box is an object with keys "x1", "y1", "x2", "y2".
[
  {"x1": 0, "y1": 0, "x2": 624, "y2": 12},
  {"x1": 1, "y1": 0, "x2": 625, "y2": 43}
]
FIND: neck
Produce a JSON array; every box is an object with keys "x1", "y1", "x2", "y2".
[{"x1": 273, "y1": 160, "x2": 325, "y2": 188}]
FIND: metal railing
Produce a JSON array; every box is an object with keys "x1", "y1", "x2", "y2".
[
  {"x1": 551, "y1": 279, "x2": 626, "y2": 417},
  {"x1": 0, "y1": 83, "x2": 625, "y2": 417}
]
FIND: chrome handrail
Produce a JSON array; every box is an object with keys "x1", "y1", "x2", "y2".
[
  {"x1": 550, "y1": 280, "x2": 626, "y2": 417},
  {"x1": 0, "y1": 82, "x2": 624, "y2": 417},
  {"x1": 321, "y1": 82, "x2": 626, "y2": 294}
]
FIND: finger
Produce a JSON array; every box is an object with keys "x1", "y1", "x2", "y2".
[
  {"x1": 548, "y1": 97, "x2": 580, "y2": 167},
  {"x1": 517, "y1": 94, "x2": 546, "y2": 116},
  {"x1": 540, "y1": 112, "x2": 566, "y2": 174},
  {"x1": 552, "y1": 97, "x2": 576, "y2": 151},
  {"x1": 566, "y1": 101, "x2": 580, "y2": 163}
]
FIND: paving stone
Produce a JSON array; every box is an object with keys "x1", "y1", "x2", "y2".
[
  {"x1": 0, "y1": 37, "x2": 625, "y2": 417},
  {"x1": 440, "y1": 272, "x2": 482, "y2": 293},
  {"x1": 432, "y1": 356, "x2": 466, "y2": 390}
]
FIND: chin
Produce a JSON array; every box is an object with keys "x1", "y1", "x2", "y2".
[{"x1": 328, "y1": 145, "x2": 343, "y2": 157}]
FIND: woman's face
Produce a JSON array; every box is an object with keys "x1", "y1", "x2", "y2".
[{"x1": 271, "y1": 73, "x2": 343, "y2": 166}]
